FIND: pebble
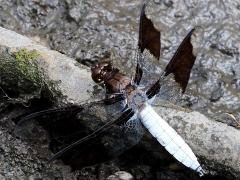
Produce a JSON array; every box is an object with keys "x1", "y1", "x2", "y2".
[{"x1": 106, "y1": 171, "x2": 134, "y2": 180}]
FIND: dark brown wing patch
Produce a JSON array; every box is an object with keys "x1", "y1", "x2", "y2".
[
  {"x1": 146, "y1": 79, "x2": 160, "y2": 99},
  {"x1": 138, "y1": 3, "x2": 161, "y2": 60},
  {"x1": 134, "y1": 62, "x2": 143, "y2": 85},
  {"x1": 164, "y1": 28, "x2": 196, "y2": 93}
]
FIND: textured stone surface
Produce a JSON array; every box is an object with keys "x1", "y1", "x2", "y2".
[
  {"x1": 0, "y1": 122, "x2": 77, "y2": 179},
  {"x1": 0, "y1": 27, "x2": 94, "y2": 104},
  {"x1": 0, "y1": 0, "x2": 239, "y2": 117},
  {"x1": 154, "y1": 104, "x2": 240, "y2": 178},
  {"x1": 0, "y1": 27, "x2": 239, "y2": 179},
  {"x1": 0, "y1": 0, "x2": 240, "y2": 179}
]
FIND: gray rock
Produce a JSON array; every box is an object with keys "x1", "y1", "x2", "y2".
[
  {"x1": 1, "y1": 0, "x2": 239, "y2": 117},
  {"x1": 154, "y1": 104, "x2": 240, "y2": 178},
  {"x1": 0, "y1": 27, "x2": 239, "y2": 179},
  {"x1": 0, "y1": 0, "x2": 240, "y2": 179},
  {"x1": 0, "y1": 127, "x2": 77, "y2": 179},
  {"x1": 0, "y1": 27, "x2": 93, "y2": 179},
  {"x1": 0, "y1": 26, "x2": 94, "y2": 104}
]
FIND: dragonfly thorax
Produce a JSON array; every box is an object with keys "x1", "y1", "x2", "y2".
[{"x1": 125, "y1": 85, "x2": 148, "y2": 111}]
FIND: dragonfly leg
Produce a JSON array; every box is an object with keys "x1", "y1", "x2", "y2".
[{"x1": 104, "y1": 93, "x2": 125, "y2": 105}]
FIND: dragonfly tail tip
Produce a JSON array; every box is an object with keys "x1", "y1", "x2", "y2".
[{"x1": 196, "y1": 166, "x2": 206, "y2": 177}]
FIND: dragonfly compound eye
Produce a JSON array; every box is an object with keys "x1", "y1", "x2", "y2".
[{"x1": 91, "y1": 62, "x2": 112, "y2": 83}]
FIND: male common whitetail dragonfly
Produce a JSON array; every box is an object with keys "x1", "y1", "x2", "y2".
[{"x1": 15, "y1": 2, "x2": 205, "y2": 177}]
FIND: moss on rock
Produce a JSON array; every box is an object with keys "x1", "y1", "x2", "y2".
[
  {"x1": 0, "y1": 48, "x2": 47, "y2": 104},
  {"x1": 13, "y1": 49, "x2": 41, "y2": 85}
]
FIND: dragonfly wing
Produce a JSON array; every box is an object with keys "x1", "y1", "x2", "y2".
[
  {"x1": 14, "y1": 105, "x2": 83, "y2": 142},
  {"x1": 138, "y1": 3, "x2": 160, "y2": 60},
  {"x1": 49, "y1": 106, "x2": 135, "y2": 162},
  {"x1": 164, "y1": 28, "x2": 196, "y2": 93},
  {"x1": 15, "y1": 95, "x2": 140, "y2": 166},
  {"x1": 146, "y1": 28, "x2": 201, "y2": 102},
  {"x1": 14, "y1": 94, "x2": 125, "y2": 142},
  {"x1": 120, "y1": 114, "x2": 144, "y2": 148},
  {"x1": 149, "y1": 74, "x2": 183, "y2": 107},
  {"x1": 134, "y1": 3, "x2": 161, "y2": 85}
]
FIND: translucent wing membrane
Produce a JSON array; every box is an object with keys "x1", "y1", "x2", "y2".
[
  {"x1": 135, "y1": 49, "x2": 161, "y2": 87},
  {"x1": 153, "y1": 74, "x2": 183, "y2": 104},
  {"x1": 134, "y1": 3, "x2": 161, "y2": 86},
  {"x1": 138, "y1": 3, "x2": 160, "y2": 60},
  {"x1": 15, "y1": 105, "x2": 83, "y2": 142},
  {"x1": 146, "y1": 28, "x2": 197, "y2": 101},
  {"x1": 15, "y1": 97, "x2": 144, "y2": 163},
  {"x1": 164, "y1": 28, "x2": 196, "y2": 93},
  {"x1": 48, "y1": 107, "x2": 135, "y2": 162},
  {"x1": 135, "y1": 4, "x2": 198, "y2": 99},
  {"x1": 120, "y1": 114, "x2": 144, "y2": 147}
]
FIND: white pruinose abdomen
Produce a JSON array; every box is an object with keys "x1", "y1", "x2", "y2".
[{"x1": 139, "y1": 103, "x2": 205, "y2": 176}]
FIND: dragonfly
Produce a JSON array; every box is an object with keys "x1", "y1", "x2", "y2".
[{"x1": 15, "y1": 2, "x2": 205, "y2": 176}]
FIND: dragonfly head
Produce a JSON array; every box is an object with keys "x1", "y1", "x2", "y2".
[{"x1": 91, "y1": 61, "x2": 113, "y2": 83}]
